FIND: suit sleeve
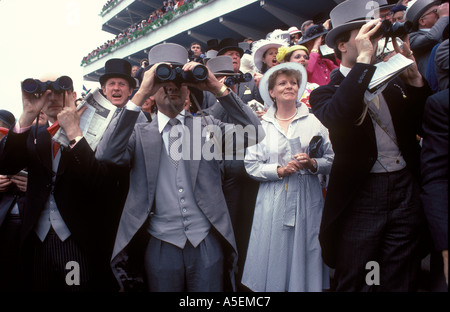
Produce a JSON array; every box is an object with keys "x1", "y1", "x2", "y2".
[
  {"x1": 0, "y1": 130, "x2": 29, "y2": 176},
  {"x1": 216, "y1": 91, "x2": 265, "y2": 150},
  {"x1": 309, "y1": 63, "x2": 376, "y2": 129},
  {"x1": 420, "y1": 89, "x2": 449, "y2": 251}
]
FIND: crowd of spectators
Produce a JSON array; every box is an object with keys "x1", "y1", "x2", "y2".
[
  {"x1": 81, "y1": 0, "x2": 199, "y2": 66},
  {"x1": 1, "y1": 0, "x2": 448, "y2": 294}
]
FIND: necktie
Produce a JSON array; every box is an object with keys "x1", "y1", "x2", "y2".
[
  {"x1": 167, "y1": 118, "x2": 181, "y2": 168},
  {"x1": 47, "y1": 122, "x2": 61, "y2": 158},
  {"x1": 113, "y1": 107, "x2": 122, "y2": 119},
  {"x1": 53, "y1": 141, "x2": 60, "y2": 158},
  {"x1": 371, "y1": 95, "x2": 380, "y2": 110}
]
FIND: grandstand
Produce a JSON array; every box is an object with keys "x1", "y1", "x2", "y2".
[{"x1": 81, "y1": 0, "x2": 343, "y2": 82}]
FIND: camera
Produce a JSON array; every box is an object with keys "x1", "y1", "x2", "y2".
[
  {"x1": 248, "y1": 99, "x2": 265, "y2": 113},
  {"x1": 372, "y1": 20, "x2": 413, "y2": 39},
  {"x1": 224, "y1": 73, "x2": 252, "y2": 87},
  {"x1": 155, "y1": 63, "x2": 208, "y2": 83},
  {"x1": 22, "y1": 76, "x2": 73, "y2": 94}
]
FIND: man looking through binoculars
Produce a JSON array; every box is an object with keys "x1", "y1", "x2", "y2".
[
  {"x1": 0, "y1": 73, "x2": 119, "y2": 291},
  {"x1": 87, "y1": 42, "x2": 264, "y2": 292}
]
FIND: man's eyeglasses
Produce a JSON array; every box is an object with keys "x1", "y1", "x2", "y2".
[{"x1": 421, "y1": 9, "x2": 438, "y2": 20}]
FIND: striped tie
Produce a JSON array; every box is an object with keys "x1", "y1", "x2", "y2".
[{"x1": 167, "y1": 118, "x2": 181, "y2": 168}]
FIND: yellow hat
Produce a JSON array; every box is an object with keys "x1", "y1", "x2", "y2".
[{"x1": 276, "y1": 45, "x2": 309, "y2": 63}]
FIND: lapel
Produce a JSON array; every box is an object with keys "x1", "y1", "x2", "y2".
[
  {"x1": 381, "y1": 81, "x2": 405, "y2": 131},
  {"x1": 185, "y1": 115, "x2": 200, "y2": 190},
  {"x1": 33, "y1": 124, "x2": 53, "y2": 174},
  {"x1": 333, "y1": 70, "x2": 377, "y2": 146},
  {"x1": 138, "y1": 119, "x2": 162, "y2": 200}
]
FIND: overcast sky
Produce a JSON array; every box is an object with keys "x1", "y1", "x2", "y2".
[{"x1": 0, "y1": 0, "x2": 115, "y2": 118}]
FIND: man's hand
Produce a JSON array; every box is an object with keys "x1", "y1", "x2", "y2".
[
  {"x1": 132, "y1": 62, "x2": 167, "y2": 106},
  {"x1": 182, "y1": 61, "x2": 227, "y2": 96},
  {"x1": 254, "y1": 72, "x2": 263, "y2": 88},
  {"x1": 391, "y1": 35, "x2": 424, "y2": 87},
  {"x1": 57, "y1": 91, "x2": 87, "y2": 141},
  {"x1": 18, "y1": 86, "x2": 51, "y2": 128},
  {"x1": 356, "y1": 19, "x2": 382, "y2": 64},
  {"x1": 10, "y1": 174, "x2": 27, "y2": 193},
  {"x1": 437, "y1": 2, "x2": 449, "y2": 18},
  {"x1": 0, "y1": 175, "x2": 12, "y2": 192}
]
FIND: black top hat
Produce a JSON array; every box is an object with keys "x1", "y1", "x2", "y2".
[
  {"x1": 0, "y1": 109, "x2": 15, "y2": 129},
  {"x1": 206, "y1": 39, "x2": 219, "y2": 51},
  {"x1": 298, "y1": 24, "x2": 328, "y2": 45},
  {"x1": 217, "y1": 38, "x2": 244, "y2": 57},
  {"x1": 99, "y1": 58, "x2": 136, "y2": 89}
]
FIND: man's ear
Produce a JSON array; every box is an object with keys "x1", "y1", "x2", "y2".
[
  {"x1": 337, "y1": 40, "x2": 347, "y2": 55},
  {"x1": 418, "y1": 17, "x2": 427, "y2": 28}
]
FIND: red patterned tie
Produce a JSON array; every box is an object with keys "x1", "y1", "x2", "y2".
[
  {"x1": 52, "y1": 141, "x2": 60, "y2": 158},
  {"x1": 47, "y1": 121, "x2": 61, "y2": 158}
]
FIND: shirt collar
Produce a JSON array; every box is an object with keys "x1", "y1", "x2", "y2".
[
  {"x1": 158, "y1": 110, "x2": 186, "y2": 133},
  {"x1": 340, "y1": 64, "x2": 352, "y2": 77}
]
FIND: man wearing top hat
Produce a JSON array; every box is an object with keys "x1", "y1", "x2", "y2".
[
  {"x1": 74, "y1": 43, "x2": 264, "y2": 291},
  {"x1": 406, "y1": 0, "x2": 449, "y2": 78},
  {"x1": 202, "y1": 56, "x2": 263, "y2": 289},
  {"x1": 98, "y1": 58, "x2": 148, "y2": 123},
  {"x1": 202, "y1": 38, "x2": 263, "y2": 109},
  {"x1": 309, "y1": 0, "x2": 432, "y2": 291}
]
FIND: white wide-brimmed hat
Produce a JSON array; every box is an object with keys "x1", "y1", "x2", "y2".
[{"x1": 259, "y1": 62, "x2": 307, "y2": 107}]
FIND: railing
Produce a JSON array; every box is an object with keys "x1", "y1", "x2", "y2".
[
  {"x1": 81, "y1": 0, "x2": 210, "y2": 66},
  {"x1": 99, "y1": 0, "x2": 123, "y2": 17}
]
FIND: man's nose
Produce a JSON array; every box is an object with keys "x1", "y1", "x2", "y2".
[{"x1": 164, "y1": 82, "x2": 178, "y2": 92}]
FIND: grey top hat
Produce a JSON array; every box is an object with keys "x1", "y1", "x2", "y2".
[
  {"x1": 406, "y1": 0, "x2": 441, "y2": 28},
  {"x1": 203, "y1": 50, "x2": 218, "y2": 64},
  {"x1": 325, "y1": 0, "x2": 379, "y2": 49},
  {"x1": 148, "y1": 43, "x2": 188, "y2": 66},
  {"x1": 0, "y1": 109, "x2": 15, "y2": 129},
  {"x1": 206, "y1": 56, "x2": 235, "y2": 76},
  {"x1": 365, "y1": 0, "x2": 397, "y2": 19}
]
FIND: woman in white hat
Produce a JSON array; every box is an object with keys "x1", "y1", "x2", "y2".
[
  {"x1": 276, "y1": 45, "x2": 320, "y2": 109},
  {"x1": 251, "y1": 31, "x2": 290, "y2": 86},
  {"x1": 241, "y1": 62, "x2": 334, "y2": 292}
]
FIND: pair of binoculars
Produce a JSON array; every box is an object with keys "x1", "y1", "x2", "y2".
[
  {"x1": 372, "y1": 20, "x2": 413, "y2": 39},
  {"x1": 22, "y1": 76, "x2": 73, "y2": 94},
  {"x1": 155, "y1": 63, "x2": 208, "y2": 83},
  {"x1": 224, "y1": 73, "x2": 252, "y2": 87}
]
